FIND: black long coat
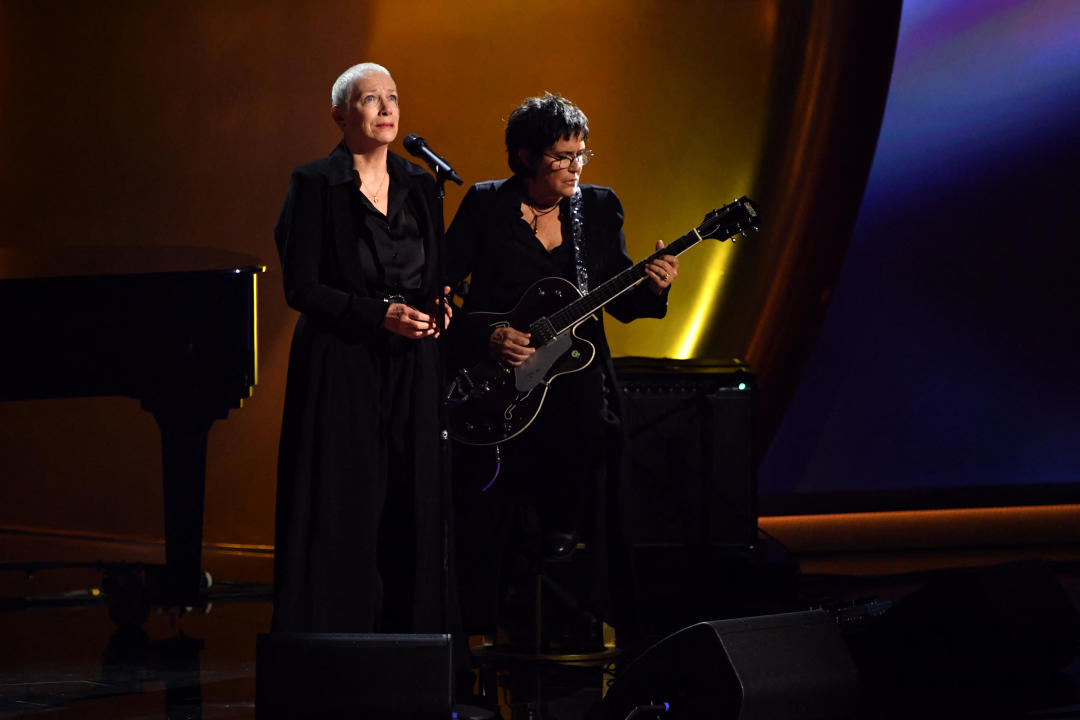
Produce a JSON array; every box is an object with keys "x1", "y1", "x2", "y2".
[
  {"x1": 444, "y1": 177, "x2": 667, "y2": 634},
  {"x1": 272, "y1": 143, "x2": 449, "y2": 634}
]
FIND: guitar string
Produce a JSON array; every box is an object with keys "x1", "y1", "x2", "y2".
[{"x1": 550, "y1": 229, "x2": 701, "y2": 333}]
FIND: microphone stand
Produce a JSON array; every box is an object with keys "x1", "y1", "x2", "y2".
[{"x1": 429, "y1": 166, "x2": 472, "y2": 702}]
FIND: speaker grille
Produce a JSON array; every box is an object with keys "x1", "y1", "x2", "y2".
[{"x1": 616, "y1": 358, "x2": 757, "y2": 549}]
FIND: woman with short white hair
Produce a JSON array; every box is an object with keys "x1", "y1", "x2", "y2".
[{"x1": 272, "y1": 62, "x2": 453, "y2": 635}]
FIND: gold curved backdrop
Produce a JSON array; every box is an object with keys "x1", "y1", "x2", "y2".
[{"x1": 0, "y1": 1, "x2": 899, "y2": 547}]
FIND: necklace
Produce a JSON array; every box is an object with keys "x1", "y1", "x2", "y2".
[
  {"x1": 359, "y1": 172, "x2": 389, "y2": 205},
  {"x1": 525, "y1": 197, "x2": 560, "y2": 233}
]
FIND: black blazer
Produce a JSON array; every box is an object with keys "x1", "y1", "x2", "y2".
[
  {"x1": 444, "y1": 176, "x2": 668, "y2": 371},
  {"x1": 272, "y1": 143, "x2": 449, "y2": 635},
  {"x1": 275, "y1": 142, "x2": 442, "y2": 340}
]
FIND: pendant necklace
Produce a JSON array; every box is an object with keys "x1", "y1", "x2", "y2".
[
  {"x1": 360, "y1": 172, "x2": 388, "y2": 205},
  {"x1": 525, "y1": 197, "x2": 560, "y2": 233}
]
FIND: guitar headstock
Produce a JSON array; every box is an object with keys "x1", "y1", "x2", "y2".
[{"x1": 698, "y1": 196, "x2": 760, "y2": 242}]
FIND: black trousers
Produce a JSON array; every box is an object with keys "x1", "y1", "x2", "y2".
[{"x1": 451, "y1": 368, "x2": 611, "y2": 635}]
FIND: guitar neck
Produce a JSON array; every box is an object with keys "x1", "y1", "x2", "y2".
[{"x1": 548, "y1": 228, "x2": 703, "y2": 334}]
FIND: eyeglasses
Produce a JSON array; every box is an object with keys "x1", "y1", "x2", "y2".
[{"x1": 544, "y1": 149, "x2": 594, "y2": 170}]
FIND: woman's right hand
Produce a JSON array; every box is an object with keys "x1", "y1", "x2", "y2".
[{"x1": 488, "y1": 326, "x2": 534, "y2": 366}]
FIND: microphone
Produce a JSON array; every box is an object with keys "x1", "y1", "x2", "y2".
[{"x1": 403, "y1": 134, "x2": 463, "y2": 185}]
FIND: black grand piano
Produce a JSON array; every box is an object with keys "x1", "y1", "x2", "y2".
[{"x1": 0, "y1": 245, "x2": 264, "y2": 609}]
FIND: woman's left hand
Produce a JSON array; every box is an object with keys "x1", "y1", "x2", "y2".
[{"x1": 645, "y1": 240, "x2": 679, "y2": 294}]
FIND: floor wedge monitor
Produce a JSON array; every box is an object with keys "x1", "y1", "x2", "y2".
[{"x1": 604, "y1": 610, "x2": 860, "y2": 720}]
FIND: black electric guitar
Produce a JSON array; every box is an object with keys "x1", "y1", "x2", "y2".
[{"x1": 444, "y1": 196, "x2": 760, "y2": 446}]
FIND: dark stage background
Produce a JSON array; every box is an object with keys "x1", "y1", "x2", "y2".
[
  {"x1": 759, "y1": 0, "x2": 1080, "y2": 512},
  {"x1": 0, "y1": 1, "x2": 1075, "y2": 553}
]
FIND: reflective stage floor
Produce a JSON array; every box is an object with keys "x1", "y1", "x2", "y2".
[{"x1": 3, "y1": 520, "x2": 1080, "y2": 719}]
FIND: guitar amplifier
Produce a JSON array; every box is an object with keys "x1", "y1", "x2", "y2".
[{"x1": 614, "y1": 357, "x2": 757, "y2": 550}]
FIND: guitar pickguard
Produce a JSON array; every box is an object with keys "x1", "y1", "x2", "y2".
[{"x1": 514, "y1": 333, "x2": 571, "y2": 392}]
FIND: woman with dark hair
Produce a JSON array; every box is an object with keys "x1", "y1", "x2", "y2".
[
  {"x1": 272, "y1": 62, "x2": 454, "y2": 636},
  {"x1": 445, "y1": 93, "x2": 678, "y2": 650}
]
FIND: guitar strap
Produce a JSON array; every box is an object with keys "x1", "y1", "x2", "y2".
[
  {"x1": 566, "y1": 189, "x2": 588, "y2": 294},
  {"x1": 566, "y1": 188, "x2": 622, "y2": 426}
]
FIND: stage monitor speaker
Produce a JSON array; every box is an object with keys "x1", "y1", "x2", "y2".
[
  {"x1": 604, "y1": 610, "x2": 860, "y2": 720},
  {"x1": 615, "y1": 358, "x2": 756, "y2": 549},
  {"x1": 255, "y1": 632, "x2": 451, "y2": 719}
]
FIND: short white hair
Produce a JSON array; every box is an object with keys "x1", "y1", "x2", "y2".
[{"x1": 331, "y1": 62, "x2": 393, "y2": 108}]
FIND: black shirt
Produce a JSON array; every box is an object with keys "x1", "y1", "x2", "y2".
[{"x1": 355, "y1": 163, "x2": 425, "y2": 292}]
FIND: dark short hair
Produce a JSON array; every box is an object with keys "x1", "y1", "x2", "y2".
[{"x1": 505, "y1": 93, "x2": 589, "y2": 177}]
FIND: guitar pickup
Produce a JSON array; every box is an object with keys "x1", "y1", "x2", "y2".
[{"x1": 528, "y1": 317, "x2": 557, "y2": 345}]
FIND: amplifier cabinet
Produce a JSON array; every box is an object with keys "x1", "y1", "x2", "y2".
[{"x1": 615, "y1": 358, "x2": 757, "y2": 550}]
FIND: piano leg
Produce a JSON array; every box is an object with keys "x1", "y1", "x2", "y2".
[{"x1": 147, "y1": 404, "x2": 220, "y2": 609}]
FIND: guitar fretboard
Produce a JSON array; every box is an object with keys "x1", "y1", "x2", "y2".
[{"x1": 548, "y1": 229, "x2": 702, "y2": 335}]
